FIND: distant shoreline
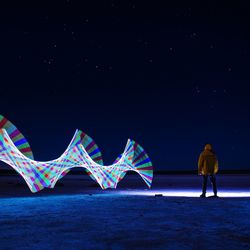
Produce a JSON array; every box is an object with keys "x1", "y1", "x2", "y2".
[{"x1": 0, "y1": 169, "x2": 250, "y2": 176}]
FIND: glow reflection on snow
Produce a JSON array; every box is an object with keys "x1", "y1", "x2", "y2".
[{"x1": 117, "y1": 190, "x2": 250, "y2": 198}]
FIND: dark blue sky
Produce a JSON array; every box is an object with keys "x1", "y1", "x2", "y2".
[{"x1": 0, "y1": 1, "x2": 250, "y2": 170}]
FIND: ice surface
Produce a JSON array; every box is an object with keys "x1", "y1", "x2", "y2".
[{"x1": 0, "y1": 174, "x2": 250, "y2": 249}]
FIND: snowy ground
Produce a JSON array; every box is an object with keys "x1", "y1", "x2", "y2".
[{"x1": 0, "y1": 174, "x2": 250, "y2": 249}]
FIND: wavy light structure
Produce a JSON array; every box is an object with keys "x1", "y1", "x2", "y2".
[{"x1": 0, "y1": 115, "x2": 153, "y2": 192}]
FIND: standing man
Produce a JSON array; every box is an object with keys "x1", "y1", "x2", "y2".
[{"x1": 198, "y1": 144, "x2": 218, "y2": 198}]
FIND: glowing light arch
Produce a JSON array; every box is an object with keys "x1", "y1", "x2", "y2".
[{"x1": 0, "y1": 115, "x2": 153, "y2": 192}]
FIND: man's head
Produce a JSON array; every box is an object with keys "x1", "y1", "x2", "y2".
[{"x1": 204, "y1": 144, "x2": 213, "y2": 151}]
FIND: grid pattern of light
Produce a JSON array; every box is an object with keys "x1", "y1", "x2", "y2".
[{"x1": 0, "y1": 116, "x2": 153, "y2": 193}]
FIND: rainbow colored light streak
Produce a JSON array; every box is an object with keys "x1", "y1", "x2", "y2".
[{"x1": 0, "y1": 115, "x2": 153, "y2": 192}]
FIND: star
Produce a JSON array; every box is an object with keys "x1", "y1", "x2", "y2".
[
  {"x1": 43, "y1": 58, "x2": 54, "y2": 65},
  {"x1": 190, "y1": 32, "x2": 197, "y2": 39},
  {"x1": 194, "y1": 86, "x2": 200, "y2": 94}
]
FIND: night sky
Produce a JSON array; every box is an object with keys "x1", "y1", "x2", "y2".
[{"x1": 0, "y1": 1, "x2": 250, "y2": 170}]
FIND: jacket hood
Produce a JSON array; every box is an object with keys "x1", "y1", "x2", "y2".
[
  {"x1": 202, "y1": 149, "x2": 215, "y2": 156},
  {"x1": 204, "y1": 144, "x2": 213, "y2": 151}
]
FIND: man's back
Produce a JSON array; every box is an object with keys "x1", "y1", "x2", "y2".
[{"x1": 198, "y1": 144, "x2": 218, "y2": 175}]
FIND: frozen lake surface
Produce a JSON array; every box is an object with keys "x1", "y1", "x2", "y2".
[{"x1": 0, "y1": 174, "x2": 250, "y2": 249}]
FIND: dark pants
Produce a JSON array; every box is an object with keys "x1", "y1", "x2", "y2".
[{"x1": 202, "y1": 175, "x2": 217, "y2": 195}]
